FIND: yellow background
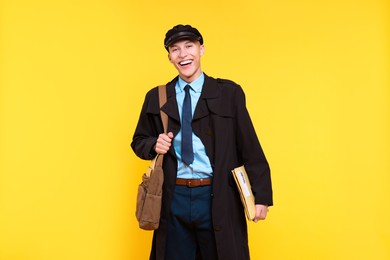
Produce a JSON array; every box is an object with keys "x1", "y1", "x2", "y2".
[{"x1": 1, "y1": 0, "x2": 389, "y2": 259}]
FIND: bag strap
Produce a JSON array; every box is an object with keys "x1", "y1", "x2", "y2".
[
  {"x1": 155, "y1": 85, "x2": 168, "y2": 167},
  {"x1": 158, "y1": 85, "x2": 168, "y2": 133}
]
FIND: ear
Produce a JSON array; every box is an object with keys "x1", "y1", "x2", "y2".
[
  {"x1": 200, "y1": 45, "x2": 205, "y2": 56},
  {"x1": 168, "y1": 53, "x2": 173, "y2": 63}
]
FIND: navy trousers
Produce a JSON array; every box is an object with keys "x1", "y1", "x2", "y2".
[{"x1": 165, "y1": 185, "x2": 218, "y2": 260}]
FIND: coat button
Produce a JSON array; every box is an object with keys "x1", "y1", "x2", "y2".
[
  {"x1": 206, "y1": 127, "x2": 213, "y2": 136},
  {"x1": 214, "y1": 225, "x2": 222, "y2": 232}
]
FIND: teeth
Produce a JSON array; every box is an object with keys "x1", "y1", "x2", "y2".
[{"x1": 180, "y1": 60, "x2": 192, "y2": 65}]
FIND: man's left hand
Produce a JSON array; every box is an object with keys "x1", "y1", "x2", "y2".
[{"x1": 253, "y1": 204, "x2": 268, "y2": 223}]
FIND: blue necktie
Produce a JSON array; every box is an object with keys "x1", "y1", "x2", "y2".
[{"x1": 181, "y1": 85, "x2": 194, "y2": 165}]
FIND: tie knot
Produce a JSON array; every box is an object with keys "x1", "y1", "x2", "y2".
[{"x1": 184, "y1": 85, "x2": 191, "y2": 93}]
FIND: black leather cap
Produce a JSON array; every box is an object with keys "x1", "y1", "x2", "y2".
[{"x1": 164, "y1": 24, "x2": 203, "y2": 51}]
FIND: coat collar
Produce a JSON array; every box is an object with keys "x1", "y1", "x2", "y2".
[
  {"x1": 200, "y1": 74, "x2": 219, "y2": 99},
  {"x1": 160, "y1": 74, "x2": 220, "y2": 122},
  {"x1": 160, "y1": 77, "x2": 180, "y2": 122}
]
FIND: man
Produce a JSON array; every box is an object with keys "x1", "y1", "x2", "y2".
[{"x1": 131, "y1": 24, "x2": 273, "y2": 260}]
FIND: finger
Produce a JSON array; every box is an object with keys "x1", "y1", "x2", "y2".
[
  {"x1": 158, "y1": 139, "x2": 171, "y2": 148},
  {"x1": 155, "y1": 146, "x2": 168, "y2": 154},
  {"x1": 157, "y1": 134, "x2": 171, "y2": 146},
  {"x1": 259, "y1": 208, "x2": 268, "y2": 220},
  {"x1": 159, "y1": 134, "x2": 172, "y2": 143},
  {"x1": 156, "y1": 141, "x2": 172, "y2": 154},
  {"x1": 155, "y1": 133, "x2": 174, "y2": 154},
  {"x1": 156, "y1": 142, "x2": 170, "y2": 152},
  {"x1": 253, "y1": 205, "x2": 268, "y2": 222}
]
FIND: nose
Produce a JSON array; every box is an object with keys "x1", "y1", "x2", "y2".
[{"x1": 179, "y1": 48, "x2": 188, "y2": 58}]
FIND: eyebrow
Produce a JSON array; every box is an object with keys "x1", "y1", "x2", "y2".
[{"x1": 170, "y1": 40, "x2": 195, "y2": 48}]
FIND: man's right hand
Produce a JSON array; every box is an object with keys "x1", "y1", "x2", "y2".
[{"x1": 155, "y1": 132, "x2": 174, "y2": 154}]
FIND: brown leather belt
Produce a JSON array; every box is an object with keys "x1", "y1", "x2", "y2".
[{"x1": 175, "y1": 178, "x2": 212, "y2": 187}]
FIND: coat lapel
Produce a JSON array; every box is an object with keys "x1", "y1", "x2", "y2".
[
  {"x1": 161, "y1": 74, "x2": 220, "y2": 122},
  {"x1": 193, "y1": 74, "x2": 219, "y2": 121},
  {"x1": 160, "y1": 78, "x2": 180, "y2": 123}
]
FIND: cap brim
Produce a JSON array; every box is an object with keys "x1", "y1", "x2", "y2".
[{"x1": 164, "y1": 32, "x2": 202, "y2": 49}]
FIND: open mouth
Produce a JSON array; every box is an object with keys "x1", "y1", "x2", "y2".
[{"x1": 179, "y1": 60, "x2": 192, "y2": 67}]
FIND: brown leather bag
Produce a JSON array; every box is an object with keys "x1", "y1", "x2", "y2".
[{"x1": 135, "y1": 85, "x2": 168, "y2": 230}]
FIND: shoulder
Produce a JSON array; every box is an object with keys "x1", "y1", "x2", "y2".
[
  {"x1": 140, "y1": 86, "x2": 161, "y2": 114},
  {"x1": 208, "y1": 76, "x2": 244, "y2": 94},
  {"x1": 142, "y1": 76, "x2": 177, "y2": 106},
  {"x1": 208, "y1": 77, "x2": 245, "y2": 99},
  {"x1": 216, "y1": 78, "x2": 240, "y2": 87},
  {"x1": 204, "y1": 76, "x2": 247, "y2": 115},
  {"x1": 144, "y1": 86, "x2": 159, "y2": 103}
]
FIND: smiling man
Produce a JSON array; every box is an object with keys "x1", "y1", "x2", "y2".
[
  {"x1": 131, "y1": 24, "x2": 273, "y2": 260},
  {"x1": 166, "y1": 29, "x2": 204, "y2": 83}
]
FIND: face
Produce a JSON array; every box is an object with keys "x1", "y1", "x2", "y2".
[{"x1": 168, "y1": 39, "x2": 205, "y2": 83}]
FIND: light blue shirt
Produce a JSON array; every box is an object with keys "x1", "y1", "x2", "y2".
[{"x1": 174, "y1": 73, "x2": 213, "y2": 179}]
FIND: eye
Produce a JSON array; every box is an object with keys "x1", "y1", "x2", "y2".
[{"x1": 186, "y1": 43, "x2": 194, "y2": 48}]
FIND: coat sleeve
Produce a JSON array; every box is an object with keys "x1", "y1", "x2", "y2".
[
  {"x1": 131, "y1": 88, "x2": 161, "y2": 160},
  {"x1": 234, "y1": 85, "x2": 273, "y2": 206}
]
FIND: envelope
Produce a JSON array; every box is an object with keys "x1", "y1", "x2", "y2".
[{"x1": 231, "y1": 165, "x2": 256, "y2": 221}]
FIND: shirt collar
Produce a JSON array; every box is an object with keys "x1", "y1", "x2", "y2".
[{"x1": 177, "y1": 73, "x2": 205, "y2": 93}]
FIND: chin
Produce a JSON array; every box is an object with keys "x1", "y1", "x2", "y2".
[{"x1": 180, "y1": 72, "x2": 193, "y2": 79}]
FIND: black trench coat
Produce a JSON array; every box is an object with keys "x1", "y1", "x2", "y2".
[{"x1": 131, "y1": 74, "x2": 273, "y2": 260}]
